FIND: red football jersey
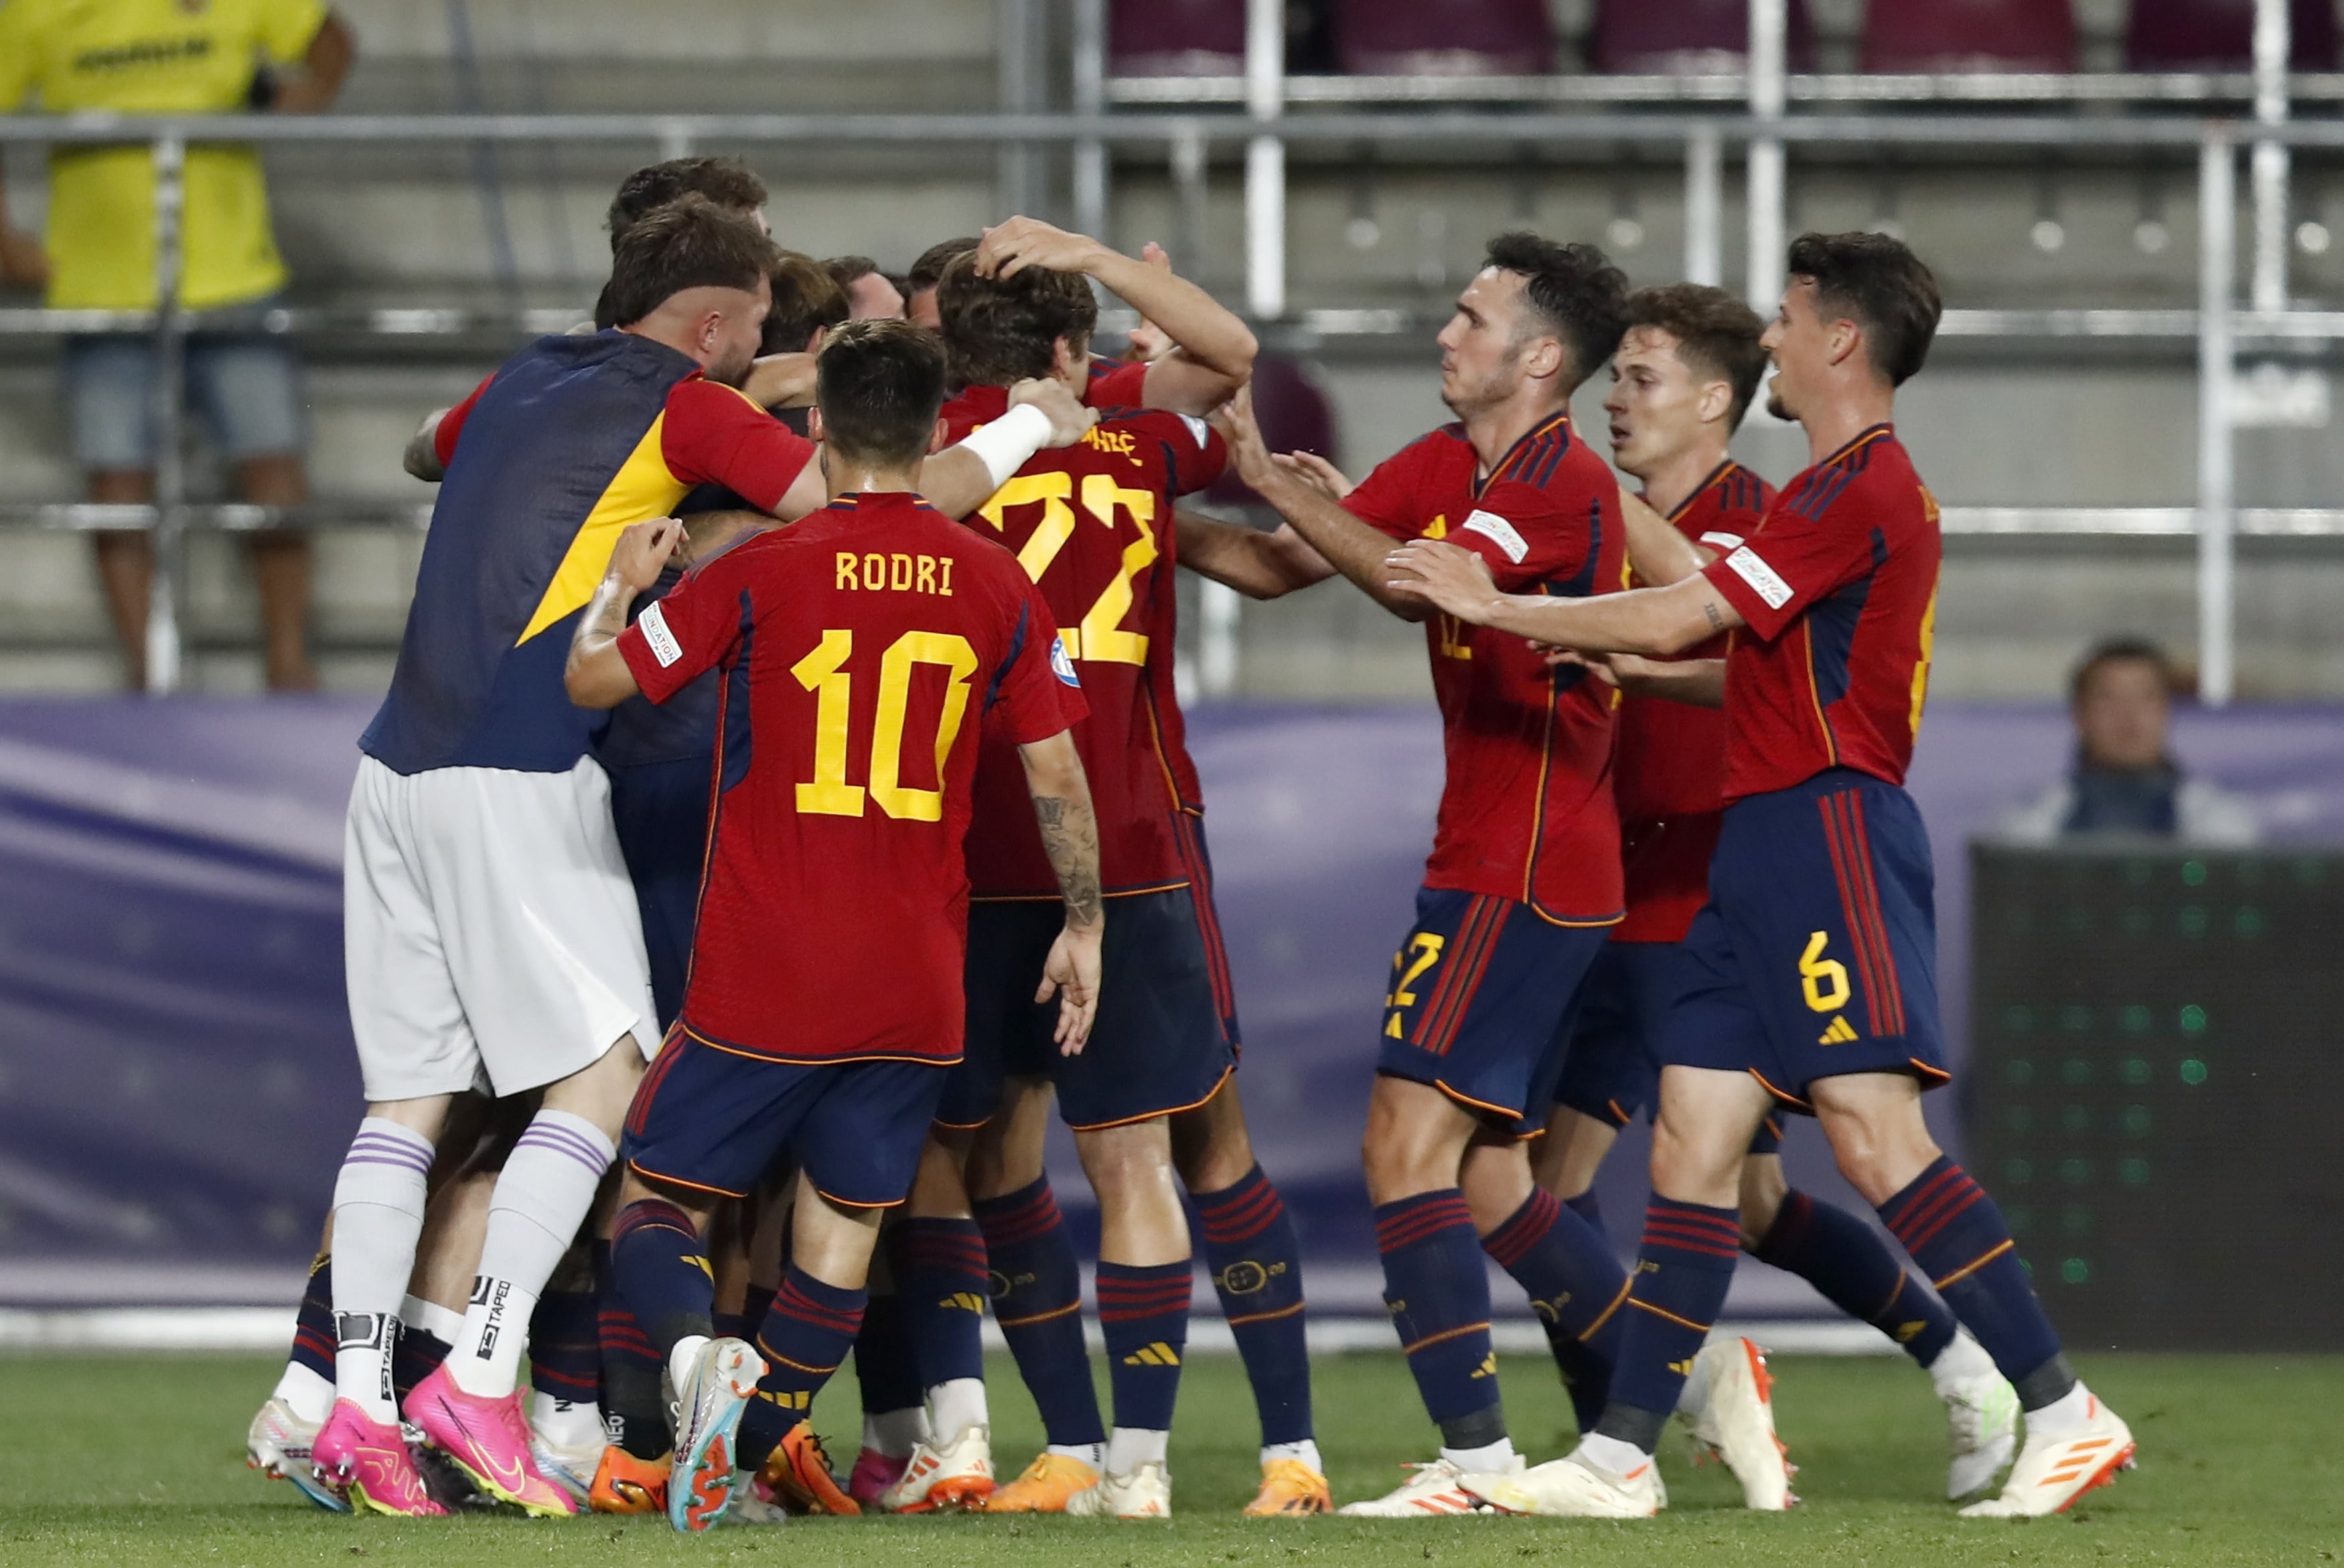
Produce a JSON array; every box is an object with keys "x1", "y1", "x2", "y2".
[
  {"x1": 1345, "y1": 413, "x2": 1629, "y2": 924},
  {"x1": 1085, "y1": 358, "x2": 1149, "y2": 409},
  {"x1": 617, "y1": 491, "x2": 1086, "y2": 1063},
  {"x1": 945, "y1": 384, "x2": 1228, "y2": 896},
  {"x1": 1702, "y1": 425, "x2": 1942, "y2": 805},
  {"x1": 1612, "y1": 461, "x2": 1773, "y2": 943}
]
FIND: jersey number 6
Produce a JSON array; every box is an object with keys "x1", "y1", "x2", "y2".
[{"x1": 791, "y1": 627, "x2": 978, "y2": 821}]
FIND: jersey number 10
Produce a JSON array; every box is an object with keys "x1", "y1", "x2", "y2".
[
  {"x1": 790, "y1": 628, "x2": 978, "y2": 822},
  {"x1": 980, "y1": 471, "x2": 1159, "y2": 665}
]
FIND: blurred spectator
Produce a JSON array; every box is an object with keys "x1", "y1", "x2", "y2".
[
  {"x1": 0, "y1": 0, "x2": 355, "y2": 692},
  {"x1": 1996, "y1": 638, "x2": 2259, "y2": 845},
  {"x1": 826, "y1": 255, "x2": 907, "y2": 320}
]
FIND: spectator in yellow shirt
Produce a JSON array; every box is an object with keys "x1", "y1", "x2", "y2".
[{"x1": 0, "y1": 0, "x2": 355, "y2": 690}]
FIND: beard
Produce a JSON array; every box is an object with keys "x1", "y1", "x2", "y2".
[
  {"x1": 706, "y1": 341, "x2": 756, "y2": 390},
  {"x1": 1765, "y1": 383, "x2": 1793, "y2": 422}
]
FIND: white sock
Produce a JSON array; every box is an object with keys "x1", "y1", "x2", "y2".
[
  {"x1": 1105, "y1": 1426, "x2": 1169, "y2": 1475},
  {"x1": 330, "y1": 1118, "x2": 435, "y2": 1421},
  {"x1": 1047, "y1": 1441, "x2": 1105, "y2": 1469},
  {"x1": 447, "y1": 1111, "x2": 613, "y2": 1397},
  {"x1": 399, "y1": 1293, "x2": 466, "y2": 1346},
  {"x1": 1262, "y1": 1439, "x2": 1323, "y2": 1474},
  {"x1": 668, "y1": 1334, "x2": 711, "y2": 1395},
  {"x1": 272, "y1": 1360, "x2": 336, "y2": 1426},
  {"x1": 1578, "y1": 1431, "x2": 1650, "y2": 1476},
  {"x1": 1439, "y1": 1435, "x2": 1514, "y2": 1474},
  {"x1": 530, "y1": 1391, "x2": 604, "y2": 1450},
  {"x1": 864, "y1": 1407, "x2": 930, "y2": 1458},
  {"x1": 1926, "y1": 1328, "x2": 1998, "y2": 1397},
  {"x1": 926, "y1": 1377, "x2": 989, "y2": 1441},
  {"x1": 2025, "y1": 1380, "x2": 2096, "y2": 1439}
]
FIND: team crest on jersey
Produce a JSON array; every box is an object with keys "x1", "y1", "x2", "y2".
[{"x1": 1049, "y1": 633, "x2": 1081, "y2": 686}]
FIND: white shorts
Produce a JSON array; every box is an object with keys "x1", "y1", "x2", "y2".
[{"x1": 344, "y1": 754, "x2": 662, "y2": 1102}]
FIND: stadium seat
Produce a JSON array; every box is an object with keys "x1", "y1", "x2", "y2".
[
  {"x1": 1110, "y1": 0, "x2": 1246, "y2": 78},
  {"x1": 1207, "y1": 355, "x2": 1338, "y2": 509},
  {"x1": 1587, "y1": 0, "x2": 1818, "y2": 76},
  {"x1": 2125, "y1": 0, "x2": 2341, "y2": 71},
  {"x1": 1861, "y1": 0, "x2": 2077, "y2": 74},
  {"x1": 1333, "y1": 0, "x2": 1555, "y2": 77}
]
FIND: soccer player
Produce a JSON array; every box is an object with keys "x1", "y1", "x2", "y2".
[
  {"x1": 315, "y1": 198, "x2": 1088, "y2": 1518},
  {"x1": 828, "y1": 255, "x2": 909, "y2": 320},
  {"x1": 905, "y1": 236, "x2": 980, "y2": 331},
  {"x1": 875, "y1": 249, "x2": 1320, "y2": 1522},
  {"x1": 1186, "y1": 234, "x2": 1782, "y2": 1516},
  {"x1": 1389, "y1": 232, "x2": 2134, "y2": 1521},
  {"x1": 563, "y1": 318, "x2": 1104, "y2": 1534},
  {"x1": 1542, "y1": 282, "x2": 2021, "y2": 1500}
]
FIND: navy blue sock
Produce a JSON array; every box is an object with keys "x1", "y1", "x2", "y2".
[
  {"x1": 1563, "y1": 1187, "x2": 1605, "y2": 1239},
  {"x1": 1483, "y1": 1188, "x2": 1629, "y2": 1433},
  {"x1": 1879, "y1": 1157, "x2": 2072, "y2": 1407},
  {"x1": 390, "y1": 1324, "x2": 449, "y2": 1406},
  {"x1": 854, "y1": 1289, "x2": 924, "y2": 1417},
  {"x1": 974, "y1": 1178, "x2": 1104, "y2": 1448},
  {"x1": 289, "y1": 1251, "x2": 336, "y2": 1383},
  {"x1": 737, "y1": 1267, "x2": 867, "y2": 1472},
  {"x1": 611, "y1": 1198, "x2": 714, "y2": 1358},
  {"x1": 596, "y1": 1241, "x2": 668, "y2": 1460},
  {"x1": 1096, "y1": 1260, "x2": 1190, "y2": 1435},
  {"x1": 1756, "y1": 1188, "x2": 1956, "y2": 1368},
  {"x1": 1376, "y1": 1190, "x2": 1504, "y2": 1451},
  {"x1": 1194, "y1": 1164, "x2": 1312, "y2": 1447},
  {"x1": 526, "y1": 1282, "x2": 601, "y2": 1406},
  {"x1": 1596, "y1": 1196, "x2": 1741, "y2": 1451},
  {"x1": 896, "y1": 1217, "x2": 988, "y2": 1391}
]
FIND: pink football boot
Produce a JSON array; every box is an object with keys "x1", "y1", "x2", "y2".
[
  {"x1": 312, "y1": 1399, "x2": 447, "y2": 1518},
  {"x1": 849, "y1": 1447, "x2": 912, "y2": 1508},
  {"x1": 405, "y1": 1364, "x2": 576, "y2": 1516}
]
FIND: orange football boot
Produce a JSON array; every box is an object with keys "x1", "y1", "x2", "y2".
[
  {"x1": 754, "y1": 1424, "x2": 860, "y2": 1516},
  {"x1": 984, "y1": 1452, "x2": 1102, "y2": 1513},
  {"x1": 1243, "y1": 1458, "x2": 1333, "y2": 1516},
  {"x1": 589, "y1": 1445, "x2": 670, "y2": 1515}
]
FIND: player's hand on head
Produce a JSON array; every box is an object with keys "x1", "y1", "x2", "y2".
[
  {"x1": 1385, "y1": 538, "x2": 1497, "y2": 617},
  {"x1": 1007, "y1": 376, "x2": 1099, "y2": 447},
  {"x1": 1139, "y1": 241, "x2": 1173, "y2": 272},
  {"x1": 976, "y1": 216, "x2": 1102, "y2": 281},
  {"x1": 1037, "y1": 925, "x2": 1104, "y2": 1055},
  {"x1": 610, "y1": 516, "x2": 682, "y2": 594},
  {"x1": 1274, "y1": 449, "x2": 1355, "y2": 502}
]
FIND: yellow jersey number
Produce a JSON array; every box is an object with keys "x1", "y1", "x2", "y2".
[
  {"x1": 790, "y1": 628, "x2": 979, "y2": 821},
  {"x1": 979, "y1": 471, "x2": 1159, "y2": 665}
]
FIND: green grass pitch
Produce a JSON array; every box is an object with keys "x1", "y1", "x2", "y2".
[{"x1": 3, "y1": 1348, "x2": 2338, "y2": 1567}]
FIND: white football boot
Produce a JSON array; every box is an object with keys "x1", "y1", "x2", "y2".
[
  {"x1": 1960, "y1": 1394, "x2": 2134, "y2": 1518},
  {"x1": 1678, "y1": 1336, "x2": 1796, "y2": 1510},
  {"x1": 1064, "y1": 1460, "x2": 1172, "y2": 1518},
  {"x1": 1336, "y1": 1454, "x2": 1516, "y2": 1517}
]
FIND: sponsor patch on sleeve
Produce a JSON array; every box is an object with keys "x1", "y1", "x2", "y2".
[
  {"x1": 1723, "y1": 546, "x2": 1793, "y2": 610},
  {"x1": 638, "y1": 601, "x2": 683, "y2": 668},
  {"x1": 1049, "y1": 633, "x2": 1082, "y2": 686},
  {"x1": 1698, "y1": 530, "x2": 1746, "y2": 551},
  {"x1": 1461, "y1": 508, "x2": 1528, "y2": 564}
]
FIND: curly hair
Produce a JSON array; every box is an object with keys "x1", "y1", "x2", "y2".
[
  {"x1": 1482, "y1": 232, "x2": 1630, "y2": 388},
  {"x1": 933, "y1": 252, "x2": 1098, "y2": 388}
]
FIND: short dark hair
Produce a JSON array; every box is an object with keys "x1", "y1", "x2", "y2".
[
  {"x1": 1481, "y1": 232, "x2": 1630, "y2": 390},
  {"x1": 816, "y1": 319, "x2": 949, "y2": 469},
  {"x1": 763, "y1": 250, "x2": 851, "y2": 356},
  {"x1": 602, "y1": 195, "x2": 777, "y2": 329},
  {"x1": 934, "y1": 252, "x2": 1098, "y2": 388},
  {"x1": 1785, "y1": 231, "x2": 1942, "y2": 387},
  {"x1": 605, "y1": 157, "x2": 766, "y2": 252},
  {"x1": 1625, "y1": 284, "x2": 1769, "y2": 430},
  {"x1": 825, "y1": 255, "x2": 884, "y2": 291},
  {"x1": 909, "y1": 238, "x2": 980, "y2": 294},
  {"x1": 2072, "y1": 637, "x2": 2176, "y2": 703}
]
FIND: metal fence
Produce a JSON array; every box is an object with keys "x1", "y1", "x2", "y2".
[{"x1": 0, "y1": 0, "x2": 2339, "y2": 696}]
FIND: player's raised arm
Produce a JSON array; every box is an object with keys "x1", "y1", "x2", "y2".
[
  {"x1": 1016, "y1": 728, "x2": 1105, "y2": 1054},
  {"x1": 976, "y1": 218, "x2": 1256, "y2": 415},
  {"x1": 564, "y1": 517, "x2": 683, "y2": 708},
  {"x1": 912, "y1": 376, "x2": 1099, "y2": 518},
  {"x1": 1215, "y1": 386, "x2": 1432, "y2": 621},
  {"x1": 1390, "y1": 536, "x2": 1740, "y2": 655}
]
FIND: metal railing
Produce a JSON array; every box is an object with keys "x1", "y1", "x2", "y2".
[{"x1": 0, "y1": 0, "x2": 2334, "y2": 695}]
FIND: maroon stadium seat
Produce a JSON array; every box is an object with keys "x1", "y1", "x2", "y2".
[
  {"x1": 1333, "y1": 0, "x2": 1555, "y2": 76},
  {"x1": 1207, "y1": 356, "x2": 1338, "y2": 510},
  {"x1": 1587, "y1": 0, "x2": 1818, "y2": 76},
  {"x1": 1862, "y1": 0, "x2": 2077, "y2": 73},
  {"x1": 2125, "y1": 0, "x2": 2340, "y2": 71},
  {"x1": 1110, "y1": 0, "x2": 1246, "y2": 78}
]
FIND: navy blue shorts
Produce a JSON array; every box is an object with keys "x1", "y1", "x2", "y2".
[
  {"x1": 941, "y1": 884, "x2": 1238, "y2": 1132},
  {"x1": 622, "y1": 1032, "x2": 947, "y2": 1206},
  {"x1": 606, "y1": 755, "x2": 713, "y2": 1031},
  {"x1": 1377, "y1": 886, "x2": 1610, "y2": 1135},
  {"x1": 1551, "y1": 941, "x2": 1782, "y2": 1154},
  {"x1": 1658, "y1": 769, "x2": 1948, "y2": 1110}
]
